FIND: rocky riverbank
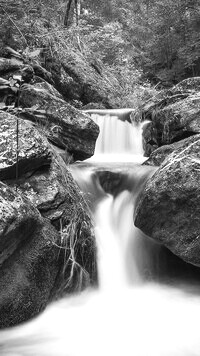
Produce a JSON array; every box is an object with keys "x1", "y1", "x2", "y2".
[
  {"x1": 135, "y1": 78, "x2": 200, "y2": 267},
  {"x1": 0, "y1": 46, "x2": 108, "y2": 327}
]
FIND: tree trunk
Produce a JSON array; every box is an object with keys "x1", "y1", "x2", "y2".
[{"x1": 64, "y1": 0, "x2": 73, "y2": 27}]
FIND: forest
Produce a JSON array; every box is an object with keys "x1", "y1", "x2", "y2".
[{"x1": 1, "y1": 0, "x2": 200, "y2": 107}]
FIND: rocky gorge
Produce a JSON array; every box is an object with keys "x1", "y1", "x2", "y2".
[
  {"x1": 0, "y1": 46, "x2": 112, "y2": 327},
  {"x1": 1, "y1": 40, "x2": 200, "y2": 330}
]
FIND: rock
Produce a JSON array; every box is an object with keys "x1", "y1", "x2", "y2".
[
  {"x1": 33, "y1": 81, "x2": 63, "y2": 99},
  {"x1": 141, "y1": 78, "x2": 200, "y2": 155},
  {"x1": 0, "y1": 181, "x2": 41, "y2": 266},
  {"x1": 82, "y1": 108, "x2": 134, "y2": 123},
  {"x1": 41, "y1": 49, "x2": 119, "y2": 107},
  {"x1": 73, "y1": 162, "x2": 155, "y2": 200},
  {"x1": 8, "y1": 156, "x2": 81, "y2": 224},
  {"x1": 142, "y1": 121, "x2": 158, "y2": 156},
  {"x1": 0, "y1": 152, "x2": 97, "y2": 328},
  {"x1": 32, "y1": 63, "x2": 53, "y2": 85},
  {"x1": 135, "y1": 134, "x2": 200, "y2": 266},
  {"x1": 57, "y1": 66, "x2": 84, "y2": 102},
  {"x1": 82, "y1": 102, "x2": 107, "y2": 110},
  {"x1": 2, "y1": 46, "x2": 23, "y2": 61},
  {"x1": 142, "y1": 91, "x2": 200, "y2": 156},
  {"x1": 20, "y1": 65, "x2": 34, "y2": 83},
  {"x1": 0, "y1": 57, "x2": 24, "y2": 75},
  {"x1": 0, "y1": 111, "x2": 52, "y2": 180},
  {"x1": 0, "y1": 207, "x2": 96, "y2": 328},
  {"x1": 0, "y1": 180, "x2": 61, "y2": 327},
  {"x1": 171, "y1": 77, "x2": 200, "y2": 94},
  {"x1": 19, "y1": 83, "x2": 64, "y2": 108},
  {"x1": 144, "y1": 136, "x2": 196, "y2": 166},
  {"x1": 0, "y1": 215, "x2": 61, "y2": 327},
  {"x1": 18, "y1": 85, "x2": 99, "y2": 160},
  {"x1": 142, "y1": 93, "x2": 188, "y2": 120},
  {"x1": 154, "y1": 93, "x2": 200, "y2": 144}
]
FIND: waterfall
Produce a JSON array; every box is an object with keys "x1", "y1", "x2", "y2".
[
  {"x1": 89, "y1": 114, "x2": 145, "y2": 162},
  {"x1": 2, "y1": 112, "x2": 200, "y2": 356}
]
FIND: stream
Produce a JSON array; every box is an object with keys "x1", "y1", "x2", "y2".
[{"x1": 1, "y1": 112, "x2": 200, "y2": 356}]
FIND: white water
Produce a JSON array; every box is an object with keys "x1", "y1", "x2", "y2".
[
  {"x1": 89, "y1": 114, "x2": 145, "y2": 163},
  {"x1": 1, "y1": 113, "x2": 200, "y2": 355}
]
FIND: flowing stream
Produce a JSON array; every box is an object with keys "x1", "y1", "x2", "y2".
[{"x1": 1, "y1": 113, "x2": 200, "y2": 355}]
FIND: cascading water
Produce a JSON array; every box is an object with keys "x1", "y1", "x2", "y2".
[
  {"x1": 2, "y1": 112, "x2": 200, "y2": 355},
  {"x1": 89, "y1": 114, "x2": 145, "y2": 162}
]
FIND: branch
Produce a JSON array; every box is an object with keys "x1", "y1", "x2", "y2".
[{"x1": 0, "y1": 4, "x2": 27, "y2": 45}]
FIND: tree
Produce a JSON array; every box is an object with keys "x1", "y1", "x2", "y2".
[{"x1": 64, "y1": 0, "x2": 81, "y2": 27}]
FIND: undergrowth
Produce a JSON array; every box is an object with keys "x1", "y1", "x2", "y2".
[{"x1": 51, "y1": 146, "x2": 98, "y2": 293}]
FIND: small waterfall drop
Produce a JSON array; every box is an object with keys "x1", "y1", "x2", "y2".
[
  {"x1": 2, "y1": 111, "x2": 200, "y2": 356},
  {"x1": 90, "y1": 114, "x2": 145, "y2": 162}
]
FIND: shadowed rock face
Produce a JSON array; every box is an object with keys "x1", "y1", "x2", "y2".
[
  {"x1": 135, "y1": 134, "x2": 200, "y2": 266},
  {"x1": 0, "y1": 181, "x2": 41, "y2": 266},
  {"x1": 0, "y1": 200, "x2": 61, "y2": 328},
  {"x1": 0, "y1": 172, "x2": 97, "y2": 328}
]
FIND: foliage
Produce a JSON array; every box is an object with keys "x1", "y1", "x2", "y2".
[
  {"x1": 1, "y1": 0, "x2": 200, "y2": 105},
  {"x1": 81, "y1": 0, "x2": 200, "y2": 84}
]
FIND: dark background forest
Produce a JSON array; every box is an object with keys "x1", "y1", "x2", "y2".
[{"x1": 1, "y1": 0, "x2": 200, "y2": 106}]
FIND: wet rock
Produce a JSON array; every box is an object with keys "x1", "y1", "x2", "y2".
[
  {"x1": 0, "y1": 111, "x2": 52, "y2": 180},
  {"x1": 82, "y1": 102, "x2": 107, "y2": 110},
  {"x1": 18, "y1": 86, "x2": 99, "y2": 160},
  {"x1": 135, "y1": 134, "x2": 200, "y2": 266}
]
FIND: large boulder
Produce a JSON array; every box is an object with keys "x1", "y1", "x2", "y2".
[
  {"x1": 0, "y1": 185, "x2": 62, "y2": 327},
  {"x1": 19, "y1": 84, "x2": 99, "y2": 160},
  {"x1": 142, "y1": 78, "x2": 200, "y2": 156},
  {"x1": 135, "y1": 134, "x2": 200, "y2": 266},
  {"x1": 143, "y1": 92, "x2": 200, "y2": 156},
  {"x1": 0, "y1": 111, "x2": 98, "y2": 328}
]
